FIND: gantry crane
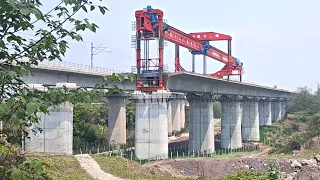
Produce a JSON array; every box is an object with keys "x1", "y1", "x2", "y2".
[{"x1": 135, "y1": 5, "x2": 243, "y2": 92}]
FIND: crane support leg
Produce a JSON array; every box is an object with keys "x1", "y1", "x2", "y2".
[
  {"x1": 175, "y1": 44, "x2": 179, "y2": 71},
  {"x1": 192, "y1": 54, "x2": 195, "y2": 72},
  {"x1": 174, "y1": 44, "x2": 185, "y2": 72},
  {"x1": 203, "y1": 55, "x2": 207, "y2": 75}
]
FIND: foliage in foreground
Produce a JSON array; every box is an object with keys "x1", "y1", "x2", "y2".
[
  {"x1": 0, "y1": 0, "x2": 134, "y2": 179},
  {"x1": 268, "y1": 162, "x2": 281, "y2": 180},
  {"x1": 220, "y1": 162, "x2": 280, "y2": 180}
]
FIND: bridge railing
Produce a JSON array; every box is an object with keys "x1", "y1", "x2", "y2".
[
  {"x1": 5, "y1": 59, "x2": 283, "y2": 90},
  {"x1": 33, "y1": 60, "x2": 125, "y2": 76}
]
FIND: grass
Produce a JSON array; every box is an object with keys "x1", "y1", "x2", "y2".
[
  {"x1": 167, "y1": 150, "x2": 259, "y2": 160},
  {"x1": 93, "y1": 155, "x2": 194, "y2": 180},
  {"x1": 219, "y1": 171, "x2": 268, "y2": 180},
  {"x1": 267, "y1": 148, "x2": 320, "y2": 159},
  {"x1": 92, "y1": 151, "x2": 259, "y2": 180},
  {"x1": 210, "y1": 151, "x2": 258, "y2": 159},
  {"x1": 26, "y1": 153, "x2": 92, "y2": 180}
]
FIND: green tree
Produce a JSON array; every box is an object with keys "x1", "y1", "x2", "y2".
[
  {"x1": 286, "y1": 86, "x2": 320, "y2": 114},
  {"x1": 0, "y1": 0, "x2": 135, "y2": 179},
  {"x1": 213, "y1": 101, "x2": 221, "y2": 119},
  {"x1": 73, "y1": 102, "x2": 108, "y2": 143},
  {"x1": 306, "y1": 112, "x2": 320, "y2": 137},
  {"x1": 126, "y1": 100, "x2": 135, "y2": 130}
]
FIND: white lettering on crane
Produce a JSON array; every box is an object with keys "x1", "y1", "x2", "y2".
[{"x1": 211, "y1": 52, "x2": 219, "y2": 57}]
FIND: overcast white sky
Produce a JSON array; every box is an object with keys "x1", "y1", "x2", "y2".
[{"x1": 41, "y1": 0, "x2": 320, "y2": 92}]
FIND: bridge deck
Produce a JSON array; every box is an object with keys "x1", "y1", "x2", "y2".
[{"x1": 167, "y1": 72, "x2": 291, "y2": 99}]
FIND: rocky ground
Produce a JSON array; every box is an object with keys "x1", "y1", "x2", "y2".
[
  {"x1": 144, "y1": 152, "x2": 320, "y2": 180},
  {"x1": 159, "y1": 119, "x2": 320, "y2": 179}
]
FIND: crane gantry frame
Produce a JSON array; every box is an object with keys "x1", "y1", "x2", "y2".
[{"x1": 135, "y1": 5, "x2": 243, "y2": 92}]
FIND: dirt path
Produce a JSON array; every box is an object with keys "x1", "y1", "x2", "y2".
[
  {"x1": 240, "y1": 145, "x2": 271, "y2": 158},
  {"x1": 75, "y1": 154, "x2": 126, "y2": 180}
]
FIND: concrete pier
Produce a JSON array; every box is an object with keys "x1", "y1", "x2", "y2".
[
  {"x1": 167, "y1": 101, "x2": 173, "y2": 136},
  {"x1": 259, "y1": 98, "x2": 272, "y2": 126},
  {"x1": 281, "y1": 100, "x2": 287, "y2": 119},
  {"x1": 187, "y1": 93, "x2": 214, "y2": 153},
  {"x1": 107, "y1": 95, "x2": 127, "y2": 148},
  {"x1": 242, "y1": 97, "x2": 260, "y2": 141},
  {"x1": 180, "y1": 99, "x2": 186, "y2": 129},
  {"x1": 220, "y1": 95, "x2": 242, "y2": 149},
  {"x1": 272, "y1": 99, "x2": 282, "y2": 122},
  {"x1": 25, "y1": 101, "x2": 74, "y2": 155},
  {"x1": 25, "y1": 83, "x2": 75, "y2": 155},
  {"x1": 132, "y1": 90, "x2": 171, "y2": 160},
  {"x1": 171, "y1": 99, "x2": 181, "y2": 133}
]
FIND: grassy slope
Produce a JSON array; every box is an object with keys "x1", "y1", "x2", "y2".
[
  {"x1": 93, "y1": 155, "x2": 193, "y2": 180},
  {"x1": 27, "y1": 154, "x2": 92, "y2": 180}
]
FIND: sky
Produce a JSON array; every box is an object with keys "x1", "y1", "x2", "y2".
[{"x1": 41, "y1": 0, "x2": 320, "y2": 92}]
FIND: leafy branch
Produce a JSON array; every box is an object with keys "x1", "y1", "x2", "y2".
[{"x1": 0, "y1": 0, "x2": 114, "y2": 179}]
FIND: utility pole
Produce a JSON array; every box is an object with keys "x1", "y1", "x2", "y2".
[{"x1": 90, "y1": 42, "x2": 112, "y2": 67}]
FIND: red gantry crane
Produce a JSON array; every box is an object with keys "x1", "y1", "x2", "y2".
[{"x1": 135, "y1": 5, "x2": 243, "y2": 92}]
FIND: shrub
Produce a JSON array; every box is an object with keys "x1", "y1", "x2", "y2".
[{"x1": 268, "y1": 162, "x2": 281, "y2": 180}]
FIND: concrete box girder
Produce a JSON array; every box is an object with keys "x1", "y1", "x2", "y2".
[{"x1": 167, "y1": 72, "x2": 292, "y2": 99}]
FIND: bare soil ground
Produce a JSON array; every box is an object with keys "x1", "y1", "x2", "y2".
[
  {"x1": 144, "y1": 147, "x2": 320, "y2": 180},
  {"x1": 162, "y1": 119, "x2": 320, "y2": 179}
]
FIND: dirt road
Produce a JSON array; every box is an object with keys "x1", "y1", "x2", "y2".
[{"x1": 75, "y1": 154, "x2": 126, "y2": 180}]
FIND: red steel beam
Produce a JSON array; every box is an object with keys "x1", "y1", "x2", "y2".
[{"x1": 164, "y1": 26, "x2": 236, "y2": 65}]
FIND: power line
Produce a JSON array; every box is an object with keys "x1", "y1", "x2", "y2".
[{"x1": 90, "y1": 42, "x2": 112, "y2": 67}]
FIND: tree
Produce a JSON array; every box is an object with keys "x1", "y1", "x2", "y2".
[
  {"x1": 0, "y1": 0, "x2": 134, "y2": 179},
  {"x1": 286, "y1": 86, "x2": 320, "y2": 114},
  {"x1": 213, "y1": 101, "x2": 221, "y2": 119},
  {"x1": 73, "y1": 102, "x2": 108, "y2": 144},
  {"x1": 126, "y1": 100, "x2": 135, "y2": 130},
  {"x1": 306, "y1": 113, "x2": 320, "y2": 137}
]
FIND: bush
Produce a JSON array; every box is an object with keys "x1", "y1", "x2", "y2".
[
  {"x1": 260, "y1": 125, "x2": 281, "y2": 143},
  {"x1": 293, "y1": 112, "x2": 312, "y2": 123},
  {"x1": 268, "y1": 162, "x2": 281, "y2": 180},
  {"x1": 283, "y1": 132, "x2": 307, "y2": 152}
]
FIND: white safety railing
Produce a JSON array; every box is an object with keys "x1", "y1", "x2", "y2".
[{"x1": 32, "y1": 60, "x2": 125, "y2": 76}]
